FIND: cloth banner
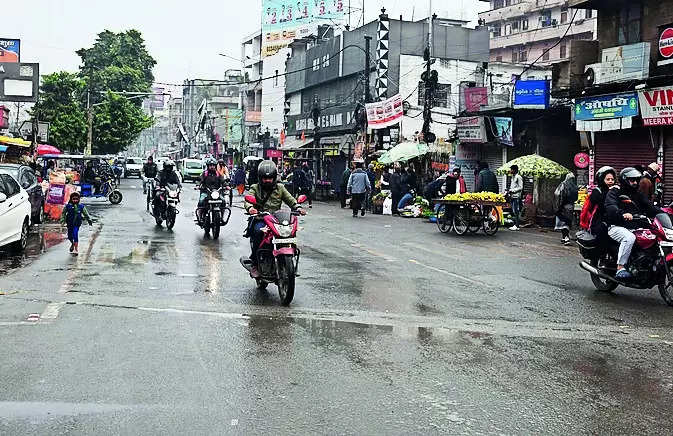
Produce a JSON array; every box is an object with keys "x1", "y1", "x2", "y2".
[{"x1": 366, "y1": 94, "x2": 403, "y2": 129}]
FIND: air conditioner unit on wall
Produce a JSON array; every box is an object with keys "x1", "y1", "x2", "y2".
[{"x1": 584, "y1": 63, "x2": 603, "y2": 87}]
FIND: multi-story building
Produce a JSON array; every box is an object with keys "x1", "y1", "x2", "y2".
[
  {"x1": 479, "y1": 0, "x2": 597, "y2": 65},
  {"x1": 241, "y1": 30, "x2": 264, "y2": 151}
]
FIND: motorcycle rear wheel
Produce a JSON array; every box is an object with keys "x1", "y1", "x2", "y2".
[
  {"x1": 166, "y1": 208, "x2": 176, "y2": 230},
  {"x1": 278, "y1": 255, "x2": 296, "y2": 306},
  {"x1": 590, "y1": 258, "x2": 618, "y2": 292}
]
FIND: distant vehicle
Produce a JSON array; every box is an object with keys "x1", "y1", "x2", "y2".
[
  {"x1": 180, "y1": 158, "x2": 204, "y2": 183},
  {"x1": 124, "y1": 157, "x2": 144, "y2": 178},
  {"x1": 0, "y1": 164, "x2": 45, "y2": 224},
  {"x1": 0, "y1": 172, "x2": 32, "y2": 252}
]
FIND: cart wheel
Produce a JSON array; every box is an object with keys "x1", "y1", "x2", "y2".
[
  {"x1": 482, "y1": 206, "x2": 500, "y2": 236},
  {"x1": 453, "y1": 207, "x2": 470, "y2": 235},
  {"x1": 467, "y1": 205, "x2": 481, "y2": 233},
  {"x1": 436, "y1": 205, "x2": 452, "y2": 234}
]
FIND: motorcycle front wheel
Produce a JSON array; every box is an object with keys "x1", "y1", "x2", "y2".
[
  {"x1": 278, "y1": 255, "x2": 296, "y2": 306},
  {"x1": 211, "y1": 211, "x2": 221, "y2": 239},
  {"x1": 591, "y1": 258, "x2": 618, "y2": 292},
  {"x1": 658, "y1": 264, "x2": 673, "y2": 307},
  {"x1": 109, "y1": 190, "x2": 123, "y2": 204},
  {"x1": 166, "y1": 208, "x2": 176, "y2": 230}
]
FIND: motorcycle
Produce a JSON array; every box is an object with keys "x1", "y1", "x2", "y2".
[
  {"x1": 196, "y1": 186, "x2": 231, "y2": 239},
  {"x1": 153, "y1": 183, "x2": 180, "y2": 229},
  {"x1": 240, "y1": 194, "x2": 308, "y2": 306},
  {"x1": 578, "y1": 212, "x2": 673, "y2": 306}
]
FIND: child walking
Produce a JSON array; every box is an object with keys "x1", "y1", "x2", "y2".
[{"x1": 60, "y1": 192, "x2": 93, "y2": 255}]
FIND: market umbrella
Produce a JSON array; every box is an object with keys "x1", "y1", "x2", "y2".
[
  {"x1": 378, "y1": 142, "x2": 429, "y2": 165},
  {"x1": 37, "y1": 144, "x2": 62, "y2": 156},
  {"x1": 496, "y1": 154, "x2": 571, "y2": 179}
]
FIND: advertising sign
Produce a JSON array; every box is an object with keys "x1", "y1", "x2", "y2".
[
  {"x1": 575, "y1": 92, "x2": 639, "y2": 121},
  {"x1": 513, "y1": 80, "x2": 550, "y2": 109},
  {"x1": 365, "y1": 94, "x2": 403, "y2": 129},
  {"x1": 262, "y1": 0, "x2": 345, "y2": 57},
  {"x1": 493, "y1": 117, "x2": 513, "y2": 147},
  {"x1": 287, "y1": 104, "x2": 356, "y2": 135},
  {"x1": 0, "y1": 62, "x2": 40, "y2": 103},
  {"x1": 456, "y1": 117, "x2": 486, "y2": 143},
  {"x1": 0, "y1": 39, "x2": 20, "y2": 63},
  {"x1": 464, "y1": 87, "x2": 488, "y2": 112},
  {"x1": 638, "y1": 86, "x2": 673, "y2": 126},
  {"x1": 658, "y1": 24, "x2": 673, "y2": 66}
]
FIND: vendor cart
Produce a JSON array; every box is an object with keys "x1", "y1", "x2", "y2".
[{"x1": 434, "y1": 199, "x2": 507, "y2": 236}]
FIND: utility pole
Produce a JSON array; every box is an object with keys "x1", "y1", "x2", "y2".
[
  {"x1": 364, "y1": 35, "x2": 372, "y2": 104},
  {"x1": 86, "y1": 90, "x2": 93, "y2": 156}
]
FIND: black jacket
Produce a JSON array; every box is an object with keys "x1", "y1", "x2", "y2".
[
  {"x1": 477, "y1": 169, "x2": 499, "y2": 193},
  {"x1": 157, "y1": 169, "x2": 181, "y2": 187},
  {"x1": 390, "y1": 172, "x2": 402, "y2": 193},
  {"x1": 605, "y1": 186, "x2": 660, "y2": 229},
  {"x1": 143, "y1": 162, "x2": 158, "y2": 178},
  {"x1": 200, "y1": 170, "x2": 225, "y2": 191}
]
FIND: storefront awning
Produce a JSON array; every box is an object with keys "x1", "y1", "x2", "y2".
[
  {"x1": 0, "y1": 135, "x2": 31, "y2": 148},
  {"x1": 281, "y1": 137, "x2": 314, "y2": 151}
]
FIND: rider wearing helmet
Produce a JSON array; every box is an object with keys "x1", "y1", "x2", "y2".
[
  {"x1": 244, "y1": 160, "x2": 306, "y2": 276},
  {"x1": 585, "y1": 166, "x2": 617, "y2": 238},
  {"x1": 605, "y1": 167, "x2": 661, "y2": 279},
  {"x1": 197, "y1": 158, "x2": 226, "y2": 224},
  {"x1": 156, "y1": 159, "x2": 181, "y2": 188}
]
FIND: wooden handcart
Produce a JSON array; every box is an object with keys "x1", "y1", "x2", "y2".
[{"x1": 433, "y1": 199, "x2": 509, "y2": 236}]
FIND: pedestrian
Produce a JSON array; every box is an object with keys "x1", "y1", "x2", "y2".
[
  {"x1": 292, "y1": 164, "x2": 307, "y2": 198},
  {"x1": 476, "y1": 162, "x2": 500, "y2": 193},
  {"x1": 60, "y1": 192, "x2": 93, "y2": 256},
  {"x1": 507, "y1": 164, "x2": 524, "y2": 231},
  {"x1": 390, "y1": 165, "x2": 402, "y2": 215},
  {"x1": 366, "y1": 163, "x2": 377, "y2": 211},
  {"x1": 554, "y1": 173, "x2": 578, "y2": 245},
  {"x1": 232, "y1": 166, "x2": 246, "y2": 194},
  {"x1": 445, "y1": 167, "x2": 467, "y2": 195},
  {"x1": 639, "y1": 162, "x2": 659, "y2": 203},
  {"x1": 340, "y1": 164, "x2": 352, "y2": 208},
  {"x1": 347, "y1": 161, "x2": 371, "y2": 217},
  {"x1": 301, "y1": 163, "x2": 314, "y2": 208}
]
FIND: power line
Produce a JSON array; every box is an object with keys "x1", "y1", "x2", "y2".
[{"x1": 520, "y1": 9, "x2": 580, "y2": 77}]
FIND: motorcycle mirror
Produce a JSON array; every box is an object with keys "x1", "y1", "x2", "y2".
[
  {"x1": 297, "y1": 195, "x2": 308, "y2": 204},
  {"x1": 244, "y1": 195, "x2": 257, "y2": 205}
]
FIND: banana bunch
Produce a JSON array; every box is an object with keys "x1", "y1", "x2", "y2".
[
  {"x1": 372, "y1": 160, "x2": 385, "y2": 172},
  {"x1": 443, "y1": 192, "x2": 506, "y2": 203}
]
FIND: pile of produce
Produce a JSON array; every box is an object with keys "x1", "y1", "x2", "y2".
[
  {"x1": 576, "y1": 187, "x2": 588, "y2": 206},
  {"x1": 371, "y1": 160, "x2": 385, "y2": 172},
  {"x1": 372, "y1": 191, "x2": 390, "y2": 205},
  {"x1": 442, "y1": 192, "x2": 507, "y2": 203},
  {"x1": 401, "y1": 196, "x2": 433, "y2": 218}
]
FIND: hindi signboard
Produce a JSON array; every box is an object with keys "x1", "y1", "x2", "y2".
[
  {"x1": 574, "y1": 92, "x2": 639, "y2": 121},
  {"x1": 456, "y1": 117, "x2": 486, "y2": 143}
]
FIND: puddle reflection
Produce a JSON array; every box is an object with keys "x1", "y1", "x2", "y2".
[{"x1": 0, "y1": 226, "x2": 66, "y2": 274}]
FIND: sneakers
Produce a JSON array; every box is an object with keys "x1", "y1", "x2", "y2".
[
  {"x1": 69, "y1": 243, "x2": 74, "y2": 253},
  {"x1": 562, "y1": 236, "x2": 571, "y2": 246},
  {"x1": 361, "y1": 209, "x2": 365, "y2": 217},
  {"x1": 509, "y1": 225, "x2": 520, "y2": 231},
  {"x1": 615, "y1": 269, "x2": 633, "y2": 280}
]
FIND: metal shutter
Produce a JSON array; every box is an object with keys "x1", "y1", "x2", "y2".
[
  {"x1": 481, "y1": 143, "x2": 504, "y2": 193},
  {"x1": 594, "y1": 130, "x2": 656, "y2": 175},
  {"x1": 664, "y1": 145, "x2": 673, "y2": 204}
]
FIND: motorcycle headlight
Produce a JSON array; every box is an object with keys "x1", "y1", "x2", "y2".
[
  {"x1": 664, "y1": 228, "x2": 673, "y2": 241},
  {"x1": 277, "y1": 225, "x2": 293, "y2": 238},
  {"x1": 210, "y1": 191, "x2": 220, "y2": 200},
  {"x1": 169, "y1": 190, "x2": 179, "y2": 197}
]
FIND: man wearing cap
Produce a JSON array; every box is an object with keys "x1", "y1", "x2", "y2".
[{"x1": 639, "y1": 163, "x2": 660, "y2": 203}]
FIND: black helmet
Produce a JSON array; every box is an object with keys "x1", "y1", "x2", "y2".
[
  {"x1": 619, "y1": 167, "x2": 642, "y2": 191},
  {"x1": 258, "y1": 160, "x2": 278, "y2": 189},
  {"x1": 206, "y1": 157, "x2": 217, "y2": 168},
  {"x1": 163, "y1": 159, "x2": 175, "y2": 170},
  {"x1": 595, "y1": 166, "x2": 616, "y2": 189}
]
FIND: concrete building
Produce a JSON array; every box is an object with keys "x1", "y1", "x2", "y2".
[
  {"x1": 479, "y1": 0, "x2": 597, "y2": 65},
  {"x1": 241, "y1": 30, "x2": 263, "y2": 150}
]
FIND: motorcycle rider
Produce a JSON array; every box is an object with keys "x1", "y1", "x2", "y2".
[
  {"x1": 197, "y1": 158, "x2": 226, "y2": 224},
  {"x1": 153, "y1": 160, "x2": 181, "y2": 214},
  {"x1": 244, "y1": 160, "x2": 306, "y2": 277},
  {"x1": 605, "y1": 167, "x2": 661, "y2": 280},
  {"x1": 585, "y1": 166, "x2": 617, "y2": 238},
  {"x1": 142, "y1": 156, "x2": 159, "y2": 194}
]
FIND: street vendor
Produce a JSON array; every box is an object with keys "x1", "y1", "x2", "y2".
[{"x1": 445, "y1": 167, "x2": 467, "y2": 195}]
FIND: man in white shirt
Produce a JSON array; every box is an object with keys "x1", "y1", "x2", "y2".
[{"x1": 508, "y1": 164, "x2": 524, "y2": 231}]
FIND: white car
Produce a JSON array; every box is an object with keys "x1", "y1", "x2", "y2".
[
  {"x1": 0, "y1": 172, "x2": 31, "y2": 252},
  {"x1": 124, "y1": 157, "x2": 144, "y2": 178}
]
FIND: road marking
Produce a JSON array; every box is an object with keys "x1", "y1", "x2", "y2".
[
  {"x1": 231, "y1": 419, "x2": 239, "y2": 426},
  {"x1": 40, "y1": 302, "x2": 65, "y2": 322},
  {"x1": 408, "y1": 259, "x2": 489, "y2": 287},
  {"x1": 26, "y1": 313, "x2": 40, "y2": 322}
]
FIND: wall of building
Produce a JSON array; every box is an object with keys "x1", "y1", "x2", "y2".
[{"x1": 261, "y1": 48, "x2": 290, "y2": 136}]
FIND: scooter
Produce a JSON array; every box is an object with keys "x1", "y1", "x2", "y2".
[
  {"x1": 195, "y1": 186, "x2": 231, "y2": 239},
  {"x1": 153, "y1": 183, "x2": 180, "y2": 229},
  {"x1": 240, "y1": 194, "x2": 308, "y2": 306},
  {"x1": 578, "y1": 212, "x2": 673, "y2": 306}
]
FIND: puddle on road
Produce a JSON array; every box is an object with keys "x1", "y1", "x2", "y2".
[{"x1": 0, "y1": 226, "x2": 66, "y2": 275}]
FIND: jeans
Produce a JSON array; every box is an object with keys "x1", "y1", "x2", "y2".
[
  {"x1": 398, "y1": 193, "x2": 414, "y2": 211},
  {"x1": 511, "y1": 197, "x2": 521, "y2": 227},
  {"x1": 608, "y1": 226, "x2": 636, "y2": 266},
  {"x1": 340, "y1": 186, "x2": 348, "y2": 208},
  {"x1": 250, "y1": 220, "x2": 267, "y2": 265},
  {"x1": 67, "y1": 225, "x2": 80, "y2": 243}
]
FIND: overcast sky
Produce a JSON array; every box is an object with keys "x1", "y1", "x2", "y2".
[{"x1": 9, "y1": 0, "x2": 487, "y2": 89}]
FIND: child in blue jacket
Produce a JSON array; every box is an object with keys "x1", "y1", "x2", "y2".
[{"x1": 60, "y1": 192, "x2": 93, "y2": 255}]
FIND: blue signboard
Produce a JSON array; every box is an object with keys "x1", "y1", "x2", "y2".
[
  {"x1": 574, "y1": 92, "x2": 639, "y2": 121},
  {"x1": 513, "y1": 80, "x2": 550, "y2": 109}
]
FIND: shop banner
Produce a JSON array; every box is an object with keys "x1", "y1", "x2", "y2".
[
  {"x1": 262, "y1": 0, "x2": 345, "y2": 57},
  {"x1": 513, "y1": 80, "x2": 549, "y2": 109},
  {"x1": 0, "y1": 39, "x2": 20, "y2": 63},
  {"x1": 47, "y1": 184, "x2": 66, "y2": 205},
  {"x1": 493, "y1": 117, "x2": 513, "y2": 147},
  {"x1": 657, "y1": 23, "x2": 673, "y2": 67},
  {"x1": 366, "y1": 94, "x2": 403, "y2": 129},
  {"x1": 638, "y1": 86, "x2": 673, "y2": 126},
  {"x1": 574, "y1": 92, "x2": 639, "y2": 121},
  {"x1": 464, "y1": 87, "x2": 488, "y2": 112},
  {"x1": 457, "y1": 117, "x2": 486, "y2": 143}
]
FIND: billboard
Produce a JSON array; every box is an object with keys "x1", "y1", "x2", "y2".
[
  {"x1": 494, "y1": 117, "x2": 513, "y2": 147},
  {"x1": 262, "y1": 0, "x2": 346, "y2": 57},
  {"x1": 513, "y1": 80, "x2": 550, "y2": 109},
  {"x1": 0, "y1": 39, "x2": 20, "y2": 63},
  {"x1": 0, "y1": 62, "x2": 39, "y2": 103}
]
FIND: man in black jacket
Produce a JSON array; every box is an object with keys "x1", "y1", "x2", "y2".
[
  {"x1": 605, "y1": 167, "x2": 661, "y2": 280},
  {"x1": 142, "y1": 156, "x2": 158, "y2": 194}
]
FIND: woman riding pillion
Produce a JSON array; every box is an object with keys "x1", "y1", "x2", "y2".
[{"x1": 244, "y1": 160, "x2": 306, "y2": 278}]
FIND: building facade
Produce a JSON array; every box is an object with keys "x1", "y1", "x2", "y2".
[{"x1": 479, "y1": 0, "x2": 597, "y2": 65}]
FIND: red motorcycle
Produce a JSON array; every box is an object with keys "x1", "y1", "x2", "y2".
[
  {"x1": 240, "y1": 194, "x2": 308, "y2": 306},
  {"x1": 578, "y1": 212, "x2": 673, "y2": 306}
]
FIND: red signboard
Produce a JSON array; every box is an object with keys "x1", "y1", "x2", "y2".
[
  {"x1": 245, "y1": 111, "x2": 262, "y2": 123},
  {"x1": 464, "y1": 87, "x2": 488, "y2": 112},
  {"x1": 658, "y1": 24, "x2": 673, "y2": 66},
  {"x1": 638, "y1": 86, "x2": 673, "y2": 126},
  {"x1": 266, "y1": 149, "x2": 282, "y2": 158},
  {"x1": 431, "y1": 162, "x2": 449, "y2": 171}
]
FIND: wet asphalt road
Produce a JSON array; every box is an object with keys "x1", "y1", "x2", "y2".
[{"x1": 2, "y1": 179, "x2": 673, "y2": 434}]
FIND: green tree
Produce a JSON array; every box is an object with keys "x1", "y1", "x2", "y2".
[
  {"x1": 32, "y1": 72, "x2": 87, "y2": 152},
  {"x1": 92, "y1": 92, "x2": 152, "y2": 155}
]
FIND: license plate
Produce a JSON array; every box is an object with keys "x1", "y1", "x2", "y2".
[
  {"x1": 661, "y1": 241, "x2": 673, "y2": 247},
  {"x1": 274, "y1": 237, "x2": 298, "y2": 244},
  {"x1": 209, "y1": 200, "x2": 221, "y2": 204}
]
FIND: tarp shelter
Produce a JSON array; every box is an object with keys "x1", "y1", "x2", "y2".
[{"x1": 0, "y1": 135, "x2": 30, "y2": 148}]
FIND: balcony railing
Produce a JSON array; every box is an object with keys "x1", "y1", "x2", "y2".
[{"x1": 490, "y1": 17, "x2": 595, "y2": 48}]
